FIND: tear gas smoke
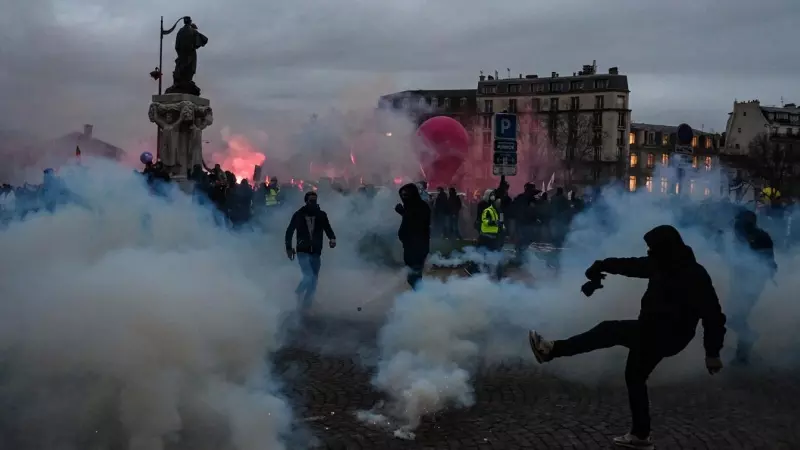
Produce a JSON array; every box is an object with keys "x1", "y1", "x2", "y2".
[
  {"x1": 0, "y1": 160, "x2": 303, "y2": 449},
  {"x1": 365, "y1": 166, "x2": 800, "y2": 434}
]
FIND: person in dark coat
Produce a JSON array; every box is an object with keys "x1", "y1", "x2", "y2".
[
  {"x1": 447, "y1": 187, "x2": 463, "y2": 239},
  {"x1": 395, "y1": 183, "x2": 431, "y2": 289},
  {"x1": 285, "y1": 191, "x2": 336, "y2": 311},
  {"x1": 528, "y1": 225, "x2": 726, "y2": 450},
  {"x1": 729, "y1": 209, "x2": 777, "y2": 365}
]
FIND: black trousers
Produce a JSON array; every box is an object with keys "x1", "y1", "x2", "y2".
[{"x1": 550, "y1": 320, "x2": 686, "y2": 438}]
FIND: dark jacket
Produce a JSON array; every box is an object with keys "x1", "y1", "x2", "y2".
[
  {"x1": 396, "y1": 183, "x2": 431, "y2": 265},
  {"x1": 597, "y1": 225, "x2": 727, "y2": 357},
  {"x1": 285, "y1": 205, "x2": 336, "y2": 255}
]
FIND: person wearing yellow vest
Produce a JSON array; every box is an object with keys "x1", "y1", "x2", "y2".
[
  {"x1": 264, "y1": 178, "x2": 281, "y2": 207},
  {"x1": 475, "y1": 189, "x2": 504, "y2": 279}
]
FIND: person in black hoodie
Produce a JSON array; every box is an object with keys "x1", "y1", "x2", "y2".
[
  {"x1": 729, "y1": 209, "x2": 777, "y2": 365},
  {"x1": 395, "y1": 183, "x2": 431, "y2": 289},
  {"x1": 528, "y1": 225, "x2": 726, "y2": 450},
  {"x1": 285, "y1": 191, "x2": 336, "y2": 311}
]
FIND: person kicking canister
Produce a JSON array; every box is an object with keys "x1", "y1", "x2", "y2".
[{"x1": 528, "y1": 225, "x2": 726, "y2": 450}]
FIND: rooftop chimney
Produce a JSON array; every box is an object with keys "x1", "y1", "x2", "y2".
[
  {"x1": 785, "y1": 103, "x2": 796, "y2": 108},
  {"x1": 479, "y1": 75, "x2": 486, "y2": 81},
  {"x1": 609, "y1": 66, "x2": 619, "y2": 75},
  {"x1": 551, "y1": 72, "x2": 557, "y2": 78},
  {"x1": 83, "y1": 124, "x2": 93, "y2": 139}
]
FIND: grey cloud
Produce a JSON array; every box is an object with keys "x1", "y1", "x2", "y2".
[{"x1": 0, "y1": 0, "x2": 796, "y2": 148}]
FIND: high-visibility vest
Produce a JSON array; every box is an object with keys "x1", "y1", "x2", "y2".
[
  {"x1": 265, "y1": 188, "x2": 280, "y2": 206},
  {"x1": 481, "y1": 206, "x2": 500, "y2": 235}
]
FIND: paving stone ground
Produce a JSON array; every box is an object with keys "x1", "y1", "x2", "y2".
[{"x1": 277, "y1": 320, "x2": 800, "y2": 450}]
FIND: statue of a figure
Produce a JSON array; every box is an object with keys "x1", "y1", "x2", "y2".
[{"x1": 165, "y1": 16, "x2": 209, "y2": 96}]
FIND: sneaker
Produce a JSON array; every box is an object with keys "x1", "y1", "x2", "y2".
[
  {"x1": 613, "y1": 433, "x2": 654, "y2": 449},
  {"x1": 528, "y1": 330, "x2": 554, "y2": 363}
]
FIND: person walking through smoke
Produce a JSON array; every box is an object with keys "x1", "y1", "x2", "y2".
[
  {"x1": 528, "y1": 225, "x2": 726, "y2": 450},
  {"x1": 285, "y1": 191, "x2": 336, "y2": 312},
  {"x1": 729, "y1": 209, "x2": 777, "y2": 365},
  {"x1": 395, "y1": 183, "x2": 431, "y2": 289}
]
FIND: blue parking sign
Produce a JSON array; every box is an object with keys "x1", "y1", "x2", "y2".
[{"x1": 494, "y1": 113, "x2": 517, "y2": 140}]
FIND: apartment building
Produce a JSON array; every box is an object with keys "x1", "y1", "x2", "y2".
[
  {"x1": 723, "y1": 99, "x2": 800, "y2": 155},
  {"x1": 627, "y1": 123, "x2": 721, "y2": 195},
  {"x1": 475, "y1": 62, "x2": 630, "y2": 187}
]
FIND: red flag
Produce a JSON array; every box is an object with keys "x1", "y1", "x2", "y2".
[{"x1": 75, "y1": 145, "x2": 81, "y2": 157}]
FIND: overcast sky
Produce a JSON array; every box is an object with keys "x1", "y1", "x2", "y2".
[{"x1": 0, "y1": 0, "x2": 795, "y2": 148}]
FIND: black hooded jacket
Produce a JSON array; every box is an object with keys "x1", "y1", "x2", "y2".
[
  {"x1": 597, "y1": 225, "x2": 727, "y2": 357},
  {"x1": 285, "y1": 204, "x2": 336, "y2": 255},
  {"x1": 396, "y1": 183, "x2": 431, "y2": 246}
]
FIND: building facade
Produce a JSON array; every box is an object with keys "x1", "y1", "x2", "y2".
[
  {"x1": 628, "y1": 123, "x2": 721, "y2": 196},
  {"x1": 379, "y1": 62, "x2": 630, "y2": 192},
  {"x1": 723, "y1": 100, "x2": 800, "y2": 155}
]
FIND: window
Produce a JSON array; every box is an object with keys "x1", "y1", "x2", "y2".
[
  {"x1": 791, "y1": 115, "x2": 799, "y2": 123},
  {"x1": 593, "y1": 112, "x2": 602, "y2": 127},
  {"x1": 705, "y1": 136, "x2": 712, "y2": 149},
  {"x1": 460, "y1": 97, "x2": 467, "y2": 107},
  {"x1": 768, "y1": 113, "x2": 775, "y2": 120},
  {"x1": 617, "y1": 130, "x2": 624, "y2": 146},
  {"x1": 743, "y1": 111, "x2": 747, "y2": 116},
  {"x1": 618, "y1": 112, "x2": 626, "y2": 128},
  {"x1": 484, "y1": 100, "x2": 493, "y2": 113},
  {"x1": 661, "y1": 153, "x2": 669, "y2": 165},
  {"x1": 646, "y1": 132, "x2": 655, "y2": 145},
  {"x1": 646, "y1": 176, "x2": 653, "y2": 193},
  {"x1": 534, "y1": 84, "x2": 544, "y2": 93},
  {"x1": 595, "y1": 79, "x2": 609, "y2": 89},
  {"x1": 647, "y1": 153, "x2": 655, "y2": 168},
  {"x1": 616, "y1": 95, "x2": 625, "y2": 108},
  {"x1": 787, "y1": 128, "x2": 794, "y2": 136},
  {"x1": 482, "y1": 131, "x2": 492, "y2": 145},
  {"x1": 482, "y1": 115, "x2": 491, "y2": 129},
  {"x1": 570, "y1": 96, "x2": 580, "y2": 110},
  {"x1": 595, "y1": 95, "x2": 605, "y2": 109},
  {"x1": 508, "y1": 99, "x2": 518, "y2": 113},
  {"x1": 629, "y1": 176, "x2": 637, "y2": 192},
  {"x1": 402, "y1": 98, "x2": 410, "y2": 109},
  {"x1": 482, "y1": 85, "x2": 497, "y2": 94},
  {"x1": 629, "y1": 132, "x2": 635, "y2": 145},
  {"x1": 691, "y1": 136, "x2": 698, "y2": 148},
  {"x1": 532, "y1": 98, "x2": 541, "y2": 112},
  {"x1": 419, "y1": 98, "x2": 427, "y2": 108},
  {"x1": 594, "y1": 130, "x2": 603, "y2": 146},
  {"x1": 509, "y1": 84, "x2": 521, "y2": 94},
  {"x1": 660, "y1": 177, "x2": 669, "y2": 193},
  {"x1": 692, "y1": 156, "x2": 698, "y2": 168},
  {"x1": 443, "y1": 98, "x2": 451, "y2": 108},
  {"x1": 431, "y1": 97, "x2": 438, "y2": 108},
  {"x1": 705, "y1": 156, "x2": 712, "y2": 171},
  {"x1": 737, "y1": 128, "x2": 742, "y2": 133},
  {"x1": 629, "y1": 152, "x2": 639, "y2": 168},
  {"x1": 662, "y1": 134, "x2": 670, "y2": 146},
  {"x1": 550, "y1": 82, "x2": 563, "y2": 92},
  {"x1": 550, "y1": 98, "x2": 559, "y2": 111},
  {"x1": 570, "y1": 81, "x2": 584, "y2": 90}
]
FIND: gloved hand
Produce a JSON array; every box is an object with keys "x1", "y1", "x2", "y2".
[
  {"x1": 394, "y1": 203, "x2": 405, "y2": 215},
  {"x1": 585, "y1": 260, "x2": 606, "y2": 280},
  {"x1": 286, "y1": 247, "x2": 295, "y2": 260},
  {"x1": 705, "y1": 356, "x2": 723, "y2": 375},
  {"x1": 329, "y1": 239, "x2": 336, "y2": 248}
]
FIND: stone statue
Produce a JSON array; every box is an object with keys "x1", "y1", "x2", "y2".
[
  {"x1": 148, "y1": 101, "x2": 213, "y2": 176},
  {"x1": 165, "y1": 16, "x2": 208, "y2": 96}
]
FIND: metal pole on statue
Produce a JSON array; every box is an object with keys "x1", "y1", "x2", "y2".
[{"x1": 151, "y1": 16, "x2": 182, "y2": 161}]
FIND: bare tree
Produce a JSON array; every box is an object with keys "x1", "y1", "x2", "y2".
[
  {"x1": 548, "y1": 113, "x2": 608, "y2": 186},
  {"x1": 744, "y1": 132, "x2": 798, "y2": 195}
]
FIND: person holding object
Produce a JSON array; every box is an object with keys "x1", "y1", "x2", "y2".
[
  {"x1": 285, "y1": 191, "x2": 336, "y2": 312},
  {"x1": 528, "y1": 225, "x2": 726, "y2": 450}
]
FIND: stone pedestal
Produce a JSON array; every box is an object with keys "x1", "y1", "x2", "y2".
[{"x1": 148, "y1": 93, "x2": 213, "y2": 189}]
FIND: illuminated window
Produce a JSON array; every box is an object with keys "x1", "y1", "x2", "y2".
[
  {"x1": 661, "y1": 153, "x2": 669, "y2": 165},
  {"x1": 675, "y1": 183, "x2": 680, "y2": 195},
  {"x1": 692, "y1": 156, "x2": 698, "y2": 168},
  {"x1": 647, "y1": 153, "x2": 655, "y2": 168},
  {"x1": 705, "y1": 137, "x2": 712, "y2": 149},
  {"x1": 704, "y1": 187, "x2": 711, "y2": 197},
  {"x1": 705, "y1": 156, "x2": 712, "y2": 171},
  {"x1": 630, "y1": 153, "x2": 639, "y2": 168},
  {"x1": 691, "y1": 136, "x2": 698, "y2": 148},
  {"x1": 660, "y1": 177, "x2": 669, "y2": 193},
  {"x1": 689, "y1": 180, "x2": 696, "y2": 194},
  {"x1": 629, "y1": 132, "x2": 635, "y2": 145},
  {"x1": 662, "y1": 134, "x2": 669, "y2": 146},
  {"x1": 629, "y1": 176, "x2": 637, "y2": 192},
  {"x1": 646, "y1": 176, "x2": 653, "y2": 193}
]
